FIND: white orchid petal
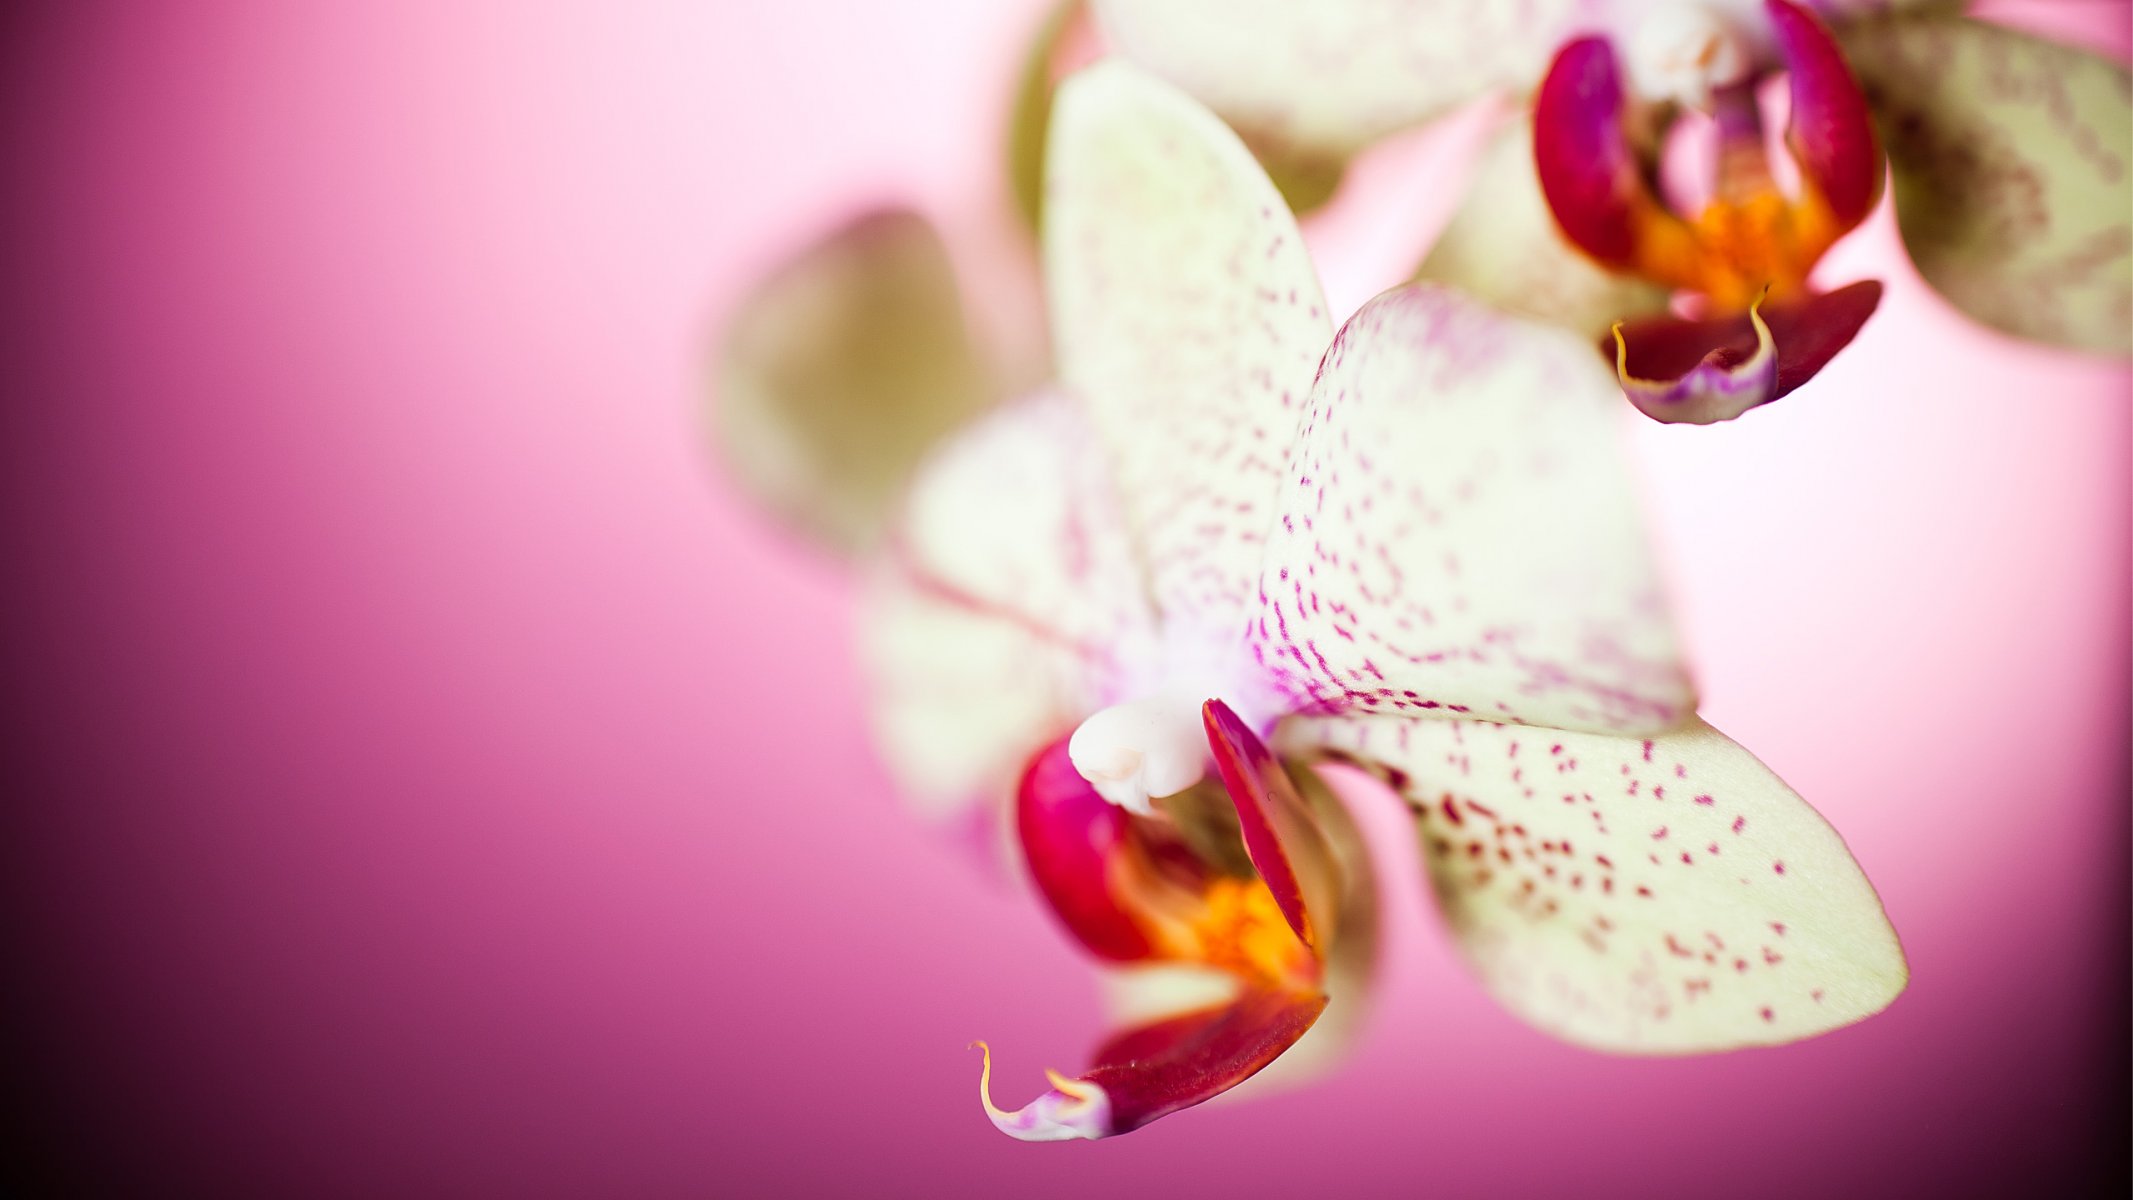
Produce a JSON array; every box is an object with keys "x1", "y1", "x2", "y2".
[
  {"x1": 1840, "y1": 15, "x2": 2132, "y2": 354},
  {"x1": 716, "y1": 209, "x2": 992, "y2": 556},
  {"x1": 1415, "y1": 114, "x2": 1674, "y2": 335},
  {"x1": 1252, "y1": 285, "x2": 1692, "y2": 735},
  {"x1": 1293, "y1": 714, "x2": 1907, "y2": 1053},
  {"x1": 1045, "y1": 61, "x2": 1334, "y2": 630},
  {"x1": 1093, "y1": 0, "x2": 1589, "y2": 159},
  {"x1": 861, "y1": 391, "x2": 1153, "y2": 819}
]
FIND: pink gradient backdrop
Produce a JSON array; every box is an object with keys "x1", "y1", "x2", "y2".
[{"x1": 3, "y1": 2, "x2": 2125, "y2": 1195}]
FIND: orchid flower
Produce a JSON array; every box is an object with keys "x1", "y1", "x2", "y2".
[
  {"x1": 863, "y1": 61, "x2": 1907, "y2": 1141},
  {"x1": 1097, "y1": 0, "x2": 2132, "y2": 421},
  {"x1": 1525, "y1": 0, "x2": 1892, "y2": 423}
]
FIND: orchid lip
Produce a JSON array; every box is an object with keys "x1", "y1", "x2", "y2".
[
  {"x1": 1608, "y1": 279, "x2": 1884, "y2": 421},
  {"x1": 974, "y1": 1042, "x2": 1113, "y2": 1142}
]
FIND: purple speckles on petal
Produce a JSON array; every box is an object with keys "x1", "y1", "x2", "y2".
[
  {"x1": 1248, "y1": 292, "x2": 1690, "y2": 734},
  {"x1": 1290, "y1": 714, "x2": 1907, "y2": 1053}
]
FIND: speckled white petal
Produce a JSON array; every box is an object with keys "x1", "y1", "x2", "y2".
[
  {"x1": 716, "y1": 209, "x2": 993, "y2": 556},
  {"x1": 1291, "y1": 714, "x2": 1907, "y2": 1054},
  {"x1": 1250, "y1": 285, "x2": 1691, "y2": 734},
  {"x1": 1414, "y1": 114, "x2": 1673, "y2": 336},
  {"x1": 861, "y1": 391, "x2": 1154, "y2": 819},
  {"x1": 1045, "y1": 61, "x2": 1333, "y2": 630},
  {"x1": 1092, "y1": 0, "x2": 1587, "y2": 159},
  {"x1": 1840, "y1": 15, "x2": 2132, "y2": 354}
]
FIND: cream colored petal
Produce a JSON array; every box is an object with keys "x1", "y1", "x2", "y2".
[
  {"x1": 715, "y1": 209, "x2": 993, "y2": 556},
  {"x1": 1092, "y1": 0, "x2": 1587, "y2": 159},
  {"x1": 1840, "y1": 15, "x2": 2132, "y2": 354},
  {"x1": 1415, "y1": 113, "x2": 1674, "y2": 335},
  {"x1": 1045, "y1": 61, "x2": 1334, "y2": 631},
  {"x1": 1251, "y1": 285, "x2": 1692, "y2": 735},
  {"x1": 860, "y1": 390, "x2": 1153, "y2": 820},
  {"x1": 1290, "y1": 714, "x2": 1907, "y2": 1054}
]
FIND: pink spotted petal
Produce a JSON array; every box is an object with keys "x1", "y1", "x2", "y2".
[
  {"x1": 860, "y1": 391, "x2": 1152, "y2": 823},
  {"x1": 976, "y1": 987, "x2": 1327, "y2": 1140},
  {"x1": 1201, "y1": 699, "x2": 1339, "y2": 950},
  {"x1": 1293, "y1": 714, "x2": 1907, "y2": 1053},
  {"x1": 1610, "y1": 279, "x2": 1882, "y2": 423},
  {"x1": 1252, "y1": 284, "x2": 1692, "y2": 735},
  {"x1": 1045, "y1": 61, "x2": 1333, "y2": 630},
  {"x1": 1534, "y1": 36, "x2": 1660, "y2": 272},
  {"x1": 1767, "y1": 0, "x2": 1883, "y2": 232},
  {"x1": 1016, "y1": 737, "x2": 1157, "y2": 962},
  {"x1": 1838, "y1": 14, "x2": 2132, "y2": 354}
]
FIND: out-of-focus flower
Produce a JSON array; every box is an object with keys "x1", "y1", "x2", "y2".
[
  {"x1": 1528, "y1": 1, "x2": 1890, "y2": 423},
  {"x1": 866, "y1": 62, "x2": 1907, "y2": 1141},
  {"x1": 1098, "y1": 0, "x2": 2132, "y2": 419},
  {"x1": 712, "y1": 5, "x2": 1091, "y2": 556}
]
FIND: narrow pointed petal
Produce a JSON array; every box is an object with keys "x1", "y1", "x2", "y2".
[
  {"x1": 1093, "y1": 0, "x2": 1586, "y2": 161},
  {"x1": 1416, "y1": 114, "x2": 1675, "y2": 335},
  {"x1": 860, "y1": 392, "x2": 1152, "y2": 821},
  {"x1": 977, "y1": 988, "x2": 1327, "y2": 1140},
  {"x1": 1202, "y1": 700, "x2": 1340, "y2": 949},
  {"x1": 1017, "y1": 738, "x2": 1156, "y2": 961},
  {"x1": 1839, "y1": 15, "x2": 2132, "y2": 354},
  {"x1": 1610, "y1": 279, "x2": 1882, "y2": 422},
  {"x1": 715, "y1": 209, "x2": 991, "y2": 556},
  {"x1": 1294, "y1": 715, "x2": 1907, "y2": 1053},
  {"x1": 1767, "y1": 0, "x2": 1883, "y2": 233},
  {"x1": 1252, "y1": 285, "x2": 1691, "y2": 735},
  {"x1": 1045, "y1": 62, "x2": 1332, "y2": 629},
  {"x1": 1534, "y1": 37, "x2": 1700, "y2": 287}
]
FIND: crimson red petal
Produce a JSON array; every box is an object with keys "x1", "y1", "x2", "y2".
[
  {"x1": 1016, "y1": 737, "x2": 1152, "y2": 962},
  {"x1": 1202, "y1": 699, "x2": 1337, "y2": 951},
  {"x1": 1085, "y1": 988, "x2": 1327, "y2": 1135},
  {"x1": 1767, "y1": 0, "x2": 1883, "y2": 231},
  {"x1": 979, "y1": 987, "x2": 1327, "y2": 1140},
  {"x1": 1534, "y1": 37, "x2": 1652, "y2": 270}
]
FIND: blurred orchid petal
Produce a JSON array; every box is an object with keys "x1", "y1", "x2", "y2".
[
  {"x1": 860, "y1": 390, "x2": 1148, "y2": 822},
  {"x1": 1006, "y1": 1, "x2": 1092, "y2": 234},
  {"x1": 1017, "y1": 737, "x2": 1161, "y2": 962},
  {"x1": 1610, "y1": 280, "x2": 1882, "y2": 423},
  {"x1": 1296, "y1": 714, "x2": 1907, "y2": 1053},
  {"x1": 1533, "y1": 36, "x2": 1696, "y2": 280},
  {"x1": 1415, "y1": 113, "x2": 1674, "y2": 334},
  {"x1": 1769, "y1": 0, "x2": 1884, "y2": 232},
  {"x1": 1252, "y1": 284, "x2": 1692, "y2": 734},
  {"x1": 1092, "y1": 0, "x2": 1586, "y2": 165},
  {"x1": 715, "y1": 209, "x2": 991, "y2": 556},
  {"x1": 1840, "y1": 15, "x2": 2133, "y2": 354}
]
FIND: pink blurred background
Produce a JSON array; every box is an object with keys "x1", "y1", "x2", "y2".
[{"x1": 3, "y1": 2, "x2": 2126, "y2": 1195}]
